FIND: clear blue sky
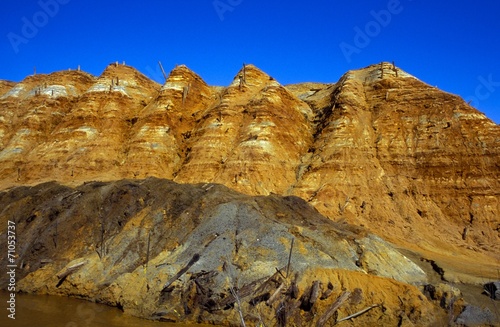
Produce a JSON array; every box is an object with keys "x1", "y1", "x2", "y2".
[{"x1": 1, "y1": 0, "x2": 499, "y2": 123}]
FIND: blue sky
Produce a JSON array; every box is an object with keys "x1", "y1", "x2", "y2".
[{"x1": 1, "y1": 0, "x2": 499, "y2": 123}]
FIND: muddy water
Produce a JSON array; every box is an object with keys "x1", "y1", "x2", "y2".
[{"x1": 0, "y1": 291, "x2": 212, "y2": 327}]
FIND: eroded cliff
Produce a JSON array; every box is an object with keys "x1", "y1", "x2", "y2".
[{"x1": 0, "y1": 62, "x2": 499, "y2": 325}]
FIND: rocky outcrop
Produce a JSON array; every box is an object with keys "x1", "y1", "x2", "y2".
[
  {"x1": 0, "y1": 62, "x2": 499, "y2": 325},
  {"x1": 173, "y1": 65, "x2": 314, "y2": 196},
  {"x1": 17, "y1": 64, "x2": 159, "y2": 183},
  {"x1": 290, "y1": 64, "x2": 500, "y2": 283},
  {"x1": 2, "y1": 63, "x2": 498, "y2": 277},
  {"x1": 0, "y1": 70, "x2": 95, "y2": 169},
  {"x1": 0, "y1": 178, "x2": 444, "y2": 326},
  {"x1": 125, "y1": 65, "x2": 218, "y2": 179}
]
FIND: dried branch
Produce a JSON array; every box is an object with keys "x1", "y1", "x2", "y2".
[
  {"x1": 56, "y1": 261, "x2": 87, "y2": 287},
  {"x1": 286, "y1": 237, "x2": 294, "y2": 279},
  {"x1": 158, "y1": 61, "x2": 168, "y2": 82},
  {"x1": 335, "y1": 303, "x2": 380, "y2": 324},
  {"x1": 266, "y1": 282, "x2": 286, "y2": 306},
  {"x1": 160, "y1": 253, "x2": 200, "y2": 292},
  {"x1": 145, "y1": 230, "x2": 151, "y2": 269},
  {"x1": 228, "y1": 283, "x2": 246, "y2": 327},
  {"x1": 315, "y1": 291, "x2": 351, "y2": 327},
  {"x1": 223, "y1": 261, "x2": 246, "y2": 327},
  {"x1": 310, "y1": 280, "x2": 322, "y2": 305}
]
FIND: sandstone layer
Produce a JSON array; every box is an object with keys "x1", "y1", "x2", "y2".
[{"x1": 0, "y1": 62, "x2": 499, "y2": 325}]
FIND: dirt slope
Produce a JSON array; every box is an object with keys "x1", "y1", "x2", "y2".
[{"x1": 0, "y1": 178, "x2": 450, "y2": 326}]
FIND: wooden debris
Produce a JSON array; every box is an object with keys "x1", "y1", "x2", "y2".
[
  {"x1": 160, "y1": 253, "x2": 200, "y2": 293},
  {"x1": 320, "y1": 282, "x2": 334, "y2": 300},
  {"x1": 336, "y1": 303, "x2": 380, "y2": 324},
  {"x1": 56, "y1": 261, "x2": 86, "y2": 280},
  {"x1": 56, "y1": 261, "x2": 86, "y2": 287},
  {"x1": 220, "y1": 278, "x2": 263, "y2": 307},
  {"x1": 300, "y1": 280, "x2": 322, "y2": 311},
  {"x1": 242, "y1": 63, "x2": 246, "y2": 83},
  {"x1": 483, "y1": 281, "x2": 500, "y2": 300},
  {"x1": 286, "y1": 237, "x2": 294, "y2": 278},
  {"x1": 158, "y1": 61, "x2": 168, "y2": 82},
  {"x1": 310, "y1": 280, "x2": 322, "y2": 305},
  {"x1": 182, "y1": 85, "x2": 189, "y2": 105},
  {"x1": 239, "y1": 74, "x2": 244, "y2": 90},
  {"x1": 145, "y1": 230, "x2": 151, "y2": 268},
  {"x1": 290, "y1": 279, "x2": 299, "y2": 299},
  {"x1": 250, "y1": 292, "x2": 270, "y2": 306},
  {"x1": 275, "y1": 267, "x2": 286, "y2": 279},
  {"x1": 229, "y1": 284, "x2": 246, "y2": 327},
  {"x1": 276, "y1": 300, "x2": 286, "y2": 327},
  {"x1": 254, "y1": 267, "x2": 286, "y2": 295},
  {"x1": 315, "y1": 291, "x2": 351, "y2": 327},
  {"x1": 392, "y1": 61, "x2": 399, "y2": 77},
  {"x1": 462, "y1": 226, "x2": 469, "y2": 240},
  {"x1": 267, "y1": 282, "x2": 286, "y2": 306}
]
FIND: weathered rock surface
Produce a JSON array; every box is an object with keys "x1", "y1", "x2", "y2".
[
  {"x1": 0, "y1": 178, "x2": 444, "y2": 326},
  {"x1": 1, "y1": 62, "x2": 499, "y2": 325},
  {"x1": 2, "y1": 64, "x2": 498, "y2": 281},
  {"x1": 456, "y1": 305, "x2": 498, "y2": 326}
]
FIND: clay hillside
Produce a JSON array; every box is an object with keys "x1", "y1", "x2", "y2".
[{"x1": 0, "y1": 62, "x2": 499, "y2": 326}]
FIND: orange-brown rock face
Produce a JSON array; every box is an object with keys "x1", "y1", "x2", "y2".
[
  {"x1": 290, "y1": 64, "x2": 500, "y2": 281},
  {"x1": 174, "y1": 65, "x2": 314, "y2": 195},
  {"x1": 125, "y1": 65, "x2": 217, "y2": 179},
  {"x1": 0, "y1": 62, "x2": 499, "y2": 282},
  {"x1": 0, "y1": 64, "x2": 160, "y2": 185},
  {"x1": 0, "y1": 70, "x2": 95, "y2": 183}
]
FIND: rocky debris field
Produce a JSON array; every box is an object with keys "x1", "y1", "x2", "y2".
[
  {"x1": 0, "y1": 178, "x2": 498, "y2": 325},
  {"x1": 0, "y1": 178, "x2": 447, "y2": 325}
]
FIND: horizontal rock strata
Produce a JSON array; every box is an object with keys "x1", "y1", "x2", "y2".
[{"x1": 0, "y1": 62, "x2": 499, "y2": 325}]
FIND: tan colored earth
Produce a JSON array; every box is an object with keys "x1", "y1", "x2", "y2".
[{"x1": 0, "y1": 62, "x2": 498, "y2": 326}]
